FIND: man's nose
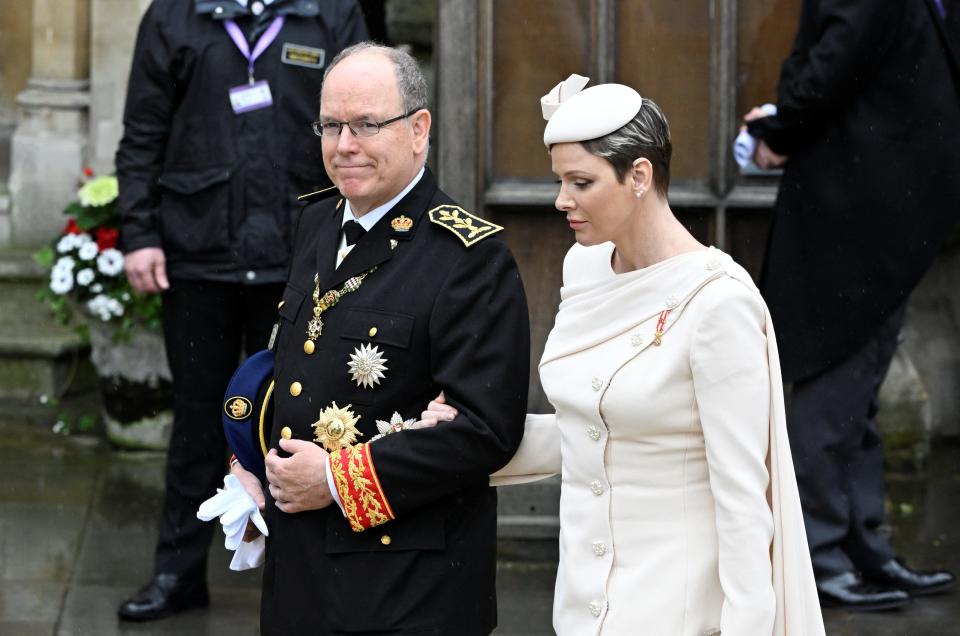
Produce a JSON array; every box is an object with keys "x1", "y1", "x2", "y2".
[{"x1": 335, "y1": 126, "x2": 360, "y2": 152}]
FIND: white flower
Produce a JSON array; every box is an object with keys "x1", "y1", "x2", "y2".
[
  {"x1": 91, "y1": 283, "x2": 103, "y2": 293},
  {"x1": 96, "y1": 249, "x2": 124, "y2": 276},
  {"x1": 55, "y1": 256, "x2": 76, "y2": 271},
  {"x1": 107, "y1": 297, "x2": 124, "y2": 317},
  {"x1": 78, "y1": 241, "x2": 99, "y2": 261},
  {"x1": 75, "y1": 233, "x2": 93, "y2": 246},
  {"x1": 76, "y1": 268, "x2": 95, "y2": 286},
  {"x1": 56, "y1": 234, "x2": 78, "y2": 253},
  {"x1": 50, "y1": 269, "x2": 73, "y2": 294},
  {"x1": 121, "y1": 292, "x2": 131, "y2": 301},
  {"x1": 86, "y1": 294, "x2": 114, "y2": 321}
]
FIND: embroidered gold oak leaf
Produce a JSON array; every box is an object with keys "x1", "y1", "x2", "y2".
[
  {"x1": 437, "y1": 209, "x2": 489, "y2": 238},
  {"x1": 347, "y1": 445, "x2": 390, "y2": 527}
]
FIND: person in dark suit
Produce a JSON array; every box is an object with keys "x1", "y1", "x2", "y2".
[
  {"x1": 744, "y1": 0, "x2": 959, "y2": 612},
  {"x1": 115, "y1": 0, "x2": 368, "y2": 621},
  {"x1": 230, "y1": 42, "x2": 530, "y2": 634}
]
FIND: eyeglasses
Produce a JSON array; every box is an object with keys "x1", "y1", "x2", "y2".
[{"x1": 312, "y1": 107, "x2": 423, "y2": 138}]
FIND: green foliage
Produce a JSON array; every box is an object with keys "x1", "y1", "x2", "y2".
[{"x1": 34, "y1": 172, "x2": 162, "y2": 341}]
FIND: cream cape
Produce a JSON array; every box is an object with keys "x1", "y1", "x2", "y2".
[{"x1": 495, "y1": 244, "x2": 824, "y2": 635}]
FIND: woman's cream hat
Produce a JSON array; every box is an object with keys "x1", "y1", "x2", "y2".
[{"x1": 541, "y1": 74, "x2": 643, "y2": 146}]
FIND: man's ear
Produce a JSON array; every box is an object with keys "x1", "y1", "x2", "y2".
[{"x1": 410, "y1": 109, "x2": 431, "y2": 154}]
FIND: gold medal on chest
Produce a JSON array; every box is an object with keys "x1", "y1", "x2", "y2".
[{"x1": 312, "y1": 402, "x2": 362, "y2": 452}]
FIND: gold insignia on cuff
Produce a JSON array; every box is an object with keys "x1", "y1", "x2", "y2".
[
  {"x1": 224, "y1": 396, "x2": 252, "y2": 420},
  {"x1": 390, "y1": 215, "x2": 413, "y2": 232},
  {"x1": 312, "y1": 402, "x2": 363, "y2": 452},
  {"x1": 428, "y1": 205, "x2": 503, "y2": 247}
]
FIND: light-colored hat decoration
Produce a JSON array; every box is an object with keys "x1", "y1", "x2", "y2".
[{"x1": 541, "y1": 74, "x2": 643, "y2": 147}]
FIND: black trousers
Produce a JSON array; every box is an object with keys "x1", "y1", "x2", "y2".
[
  {"x1": 787, "y1": 305, "x2": 905, "y2": 581},
  {"x1": 155, "y1": 279, "x2": 283, "y2": 579}
]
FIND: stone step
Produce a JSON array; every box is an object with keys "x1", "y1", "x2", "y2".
[{"x1": 0, "y1": 248, "x2": 96, "y2": 409}]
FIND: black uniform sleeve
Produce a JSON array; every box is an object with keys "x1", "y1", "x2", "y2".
[
  {"x1": 115, "y1": 3, "x2": 175, "y2": 253},
  {"x1": 751, "y1": 0, "x2": 905, "y2": 154},
  {"x1": 328, "y1": 239, "x2": 530, "y2": 530}
]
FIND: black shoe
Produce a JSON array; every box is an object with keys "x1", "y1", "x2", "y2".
[
  {"x1": 817, "y1": 572, "x2": 911, "y2": 611},
  {"x1": 117, "y1": 573, "x2": 210, "y2": 621},
  {"x1": 862, "y1": 559, "x2": 955, "y2": 596}
]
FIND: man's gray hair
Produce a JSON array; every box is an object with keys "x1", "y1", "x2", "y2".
[
  {"x1": 580, "y1": 98, "x2": 672, "y2": 197},
  {"x1": 323, "y1": 42, "x2": 428, "y2": 113}
]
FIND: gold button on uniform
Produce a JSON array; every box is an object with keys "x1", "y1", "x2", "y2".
[
  {"x1": 380, "y1": 535, "x2": 391, "y2": 545},
  {"x1": 368, "y1": 326, "x2": 378, "y2": 338},
  {"x1": 303, "y1": 340, "x2": 315, "y2": 355},
  {"x1": 277, "y1": 300, "x2": 285, "y2": 309},
  {"x1": 289, "y1": 381, "x2": 302, "y2": 397},
  {"x1": 280, "y1": 426, "x2": 292, "y2": 440}
]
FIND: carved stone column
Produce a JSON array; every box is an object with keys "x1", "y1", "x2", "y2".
[{"x1": 8, "y1": 0, "x2": 91, "y2": 246}]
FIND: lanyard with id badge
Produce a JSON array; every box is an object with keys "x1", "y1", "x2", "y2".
[{"x1": 224, "y1": 16, "x2": 285, "y2": 114}]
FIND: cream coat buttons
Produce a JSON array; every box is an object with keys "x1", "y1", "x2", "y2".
[
  {"x1": 368, "y1": 326, "x2": 378, "y2": 338},
  {"x1": 592, "y1": 541, "x2": 607, "y2": 557},
  {"x1": 588, "y1": 600, "x2": 603, "y2": 617},
  {"x1": 587, "y1": 426, "x2": 601, "y2": 441},
  {"x1": 666, "y1": 294, "x2": 679, "y2": 309},
  {"x1": 630, "y1": 333, "x2": 643, "y2": 347},
  {"x1": 290, "y1": 381, "x2": 302, "y2": 397},
  {"x1": 590, "y1": 480, "x2": 605, "y2": 496},
  {"x1": 591, "y1": 377, "x2": 602, "y2": 391},
  {"x1": 303, "y1": 340, "x2": 315, "y2": 355},
  {"x1": 280, "y1": 426, "x2": 292, "y2": 440}
]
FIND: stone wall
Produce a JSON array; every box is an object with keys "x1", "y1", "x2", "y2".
[{"x1": 88, "y1": 0, "x2": 151, "y2": 176}]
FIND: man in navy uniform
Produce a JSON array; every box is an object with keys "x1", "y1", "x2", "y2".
[
  {"x1": 231, "y1": 43, "x2": 530, "y2": 634},
  {"x1": 115, "y1": 0, "x2": 368, "y2": 620}
]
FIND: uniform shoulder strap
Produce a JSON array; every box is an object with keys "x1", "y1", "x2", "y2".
[{"x1": 427, "y1": 204, "x2": 503, "y2": 248}]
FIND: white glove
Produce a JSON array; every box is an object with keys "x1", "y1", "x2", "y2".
[
  {"x1": 733, "y1": 103, "x2": 778, "y2": 171},
  {"x1": 197, "y1": 474, "x2": 269, "y2": 570}
]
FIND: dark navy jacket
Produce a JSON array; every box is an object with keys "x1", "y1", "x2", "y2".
[{"x1": 116, "y1": 0, "x2": 367, "y2": 283}]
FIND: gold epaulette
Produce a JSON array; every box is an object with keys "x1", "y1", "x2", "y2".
[
  {"x1": 427, "y1": 204, "x2": 503, "y2": 248},
  {"x1": 297, "y1": 185, "x2": 339, "y2": 202}
]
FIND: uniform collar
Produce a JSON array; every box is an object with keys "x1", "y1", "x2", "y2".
[{"x1": 316, "y1": 168, "x2": 439, "y2": 292}]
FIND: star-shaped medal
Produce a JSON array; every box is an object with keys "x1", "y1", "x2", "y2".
[
  {"x1": 347, "y1": 343, "x2": 388, "y2": 388},
  {"x1": 312, "y1": 402, "x2": 362, "y2": 452}
]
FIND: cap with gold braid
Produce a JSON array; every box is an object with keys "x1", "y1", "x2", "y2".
[{"x1": 222, "y1": 349, "x2": 274, "y2": 482}]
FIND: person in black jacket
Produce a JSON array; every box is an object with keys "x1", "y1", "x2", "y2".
[
  {"x1": 744, "y1": 0, "x2": 958, "y2": 612},
  {"x1": 115, "y1": 0, "x2": 367, "y2": 621},
  {"x1": 230, "y1": 43, "x2": 530, "y2": 635}
]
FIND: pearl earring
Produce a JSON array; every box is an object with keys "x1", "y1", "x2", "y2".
[{"x1": 634, "y1": 189, "x2": 644, "y2": 199}]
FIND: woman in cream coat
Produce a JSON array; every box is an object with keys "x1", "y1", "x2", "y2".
[{"x1": 425, "y1": 76, "x2": 824, "y2": 636}]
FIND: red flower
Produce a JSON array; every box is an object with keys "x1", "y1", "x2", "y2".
[
  {"x1": 82, "y1": 167, "x2": 94, "y2": 178},
  {"x1": 63, "y1": 218, "x2": 82, "y2": 235},
  {"x1": 94, "y1": 227, "x2": 120, "y2": 250}
]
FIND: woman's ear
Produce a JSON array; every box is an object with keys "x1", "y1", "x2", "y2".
[{"x1": 631, "y1": 158, "x2": 654, "y2": 194}]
